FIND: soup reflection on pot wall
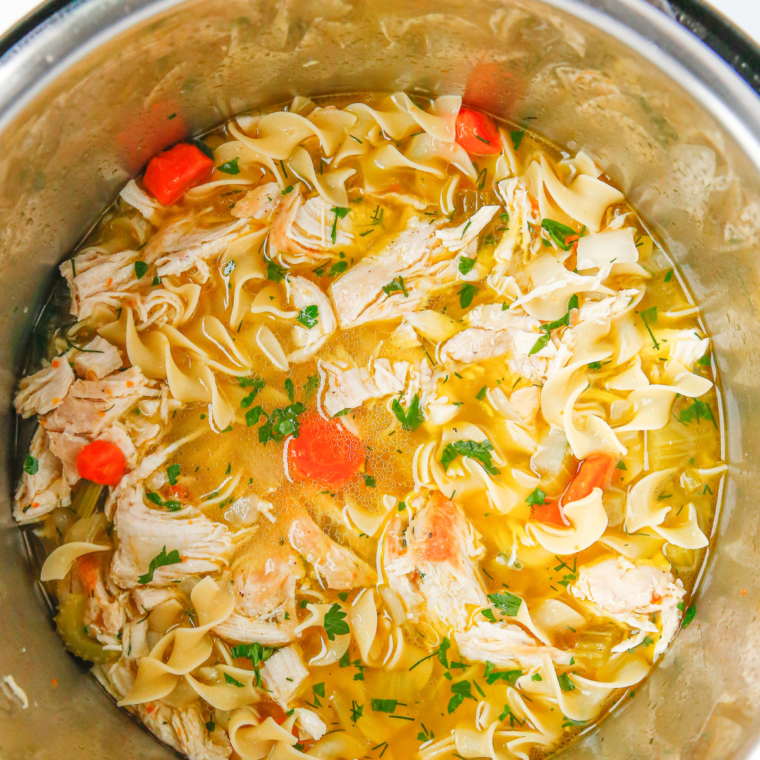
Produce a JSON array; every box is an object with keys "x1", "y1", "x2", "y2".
[{"x1": 0, "y1": 2, "x2": 760, "y2": 760}]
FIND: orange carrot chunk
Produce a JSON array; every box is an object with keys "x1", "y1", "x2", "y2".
[
  {"x1": 76, "y1": 440, "x2": 126, "y2": 486},
  {"x1": 287, "y1": 415, "x2": 365, "y2": 488},
  {"x1": 562, "y1": 455, "x2": 616, "y2": 506},
  {"x1": 143, "y1": 143, "x2": 215, "y2": 206},
  {"x1": 455, "y1": 108, "x2": 502, "y2": 155}
]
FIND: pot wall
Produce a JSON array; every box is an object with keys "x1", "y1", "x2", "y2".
[{"x1": 1, "y1": 1, "x2": 760, "y2": 758}]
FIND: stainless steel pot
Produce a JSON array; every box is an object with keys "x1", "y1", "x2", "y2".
[{"x1": 1, "y1": 1, "x2": 759, "y2": 758}]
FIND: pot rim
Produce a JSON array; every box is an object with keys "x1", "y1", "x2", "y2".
[{"x1": 0, "y1": 0, "x2": 759, "y2": 169}]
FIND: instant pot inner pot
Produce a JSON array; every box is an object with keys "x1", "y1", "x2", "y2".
[{"x1": 1, "y1": 1, "x2": 760, "y2": 758}]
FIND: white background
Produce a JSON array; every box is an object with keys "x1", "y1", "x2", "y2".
[{"x1": 0, "y1": 0, "x2": 758, "y2": 56}]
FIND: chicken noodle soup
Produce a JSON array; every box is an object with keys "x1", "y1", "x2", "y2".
[{"x1": 15, "y1": 92, "x2": 723, "y2": 760}]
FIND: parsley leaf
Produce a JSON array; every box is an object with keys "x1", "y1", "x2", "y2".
[
  {"x1": 23, "y1": 455, "x2": 39, "y2": 475},
  {"x1": 557, "y1": 673, "x2": 576, "y2": 692},
  {"x1": 382, "y1": 277, "x2": 408, "y2": 298},
  {"x1": 525, "y1": 487, "x2": 546, "y2": 506},
  {"x1": 682, "y1": 603, "x2": 696, "y2": 628},
  {"x1": 371, "y1": 699, "x2": 399, "y2": 713},
  {"x1": 448, "y1": 681, "x2": 476, "y2": 713},
  {"x1": 258, "y1": 403, "x2": 306, "y2": 444},
  {"x1": 285, "y1": 378, "x2": 294, "y2": 402},
  {"x1": 265, "y1": 257, "x2": 287, "y2": 283},
  {"x1": 134, "y1": 261, "x2": 149, "y2": 279},
  {"x1": 475, "y1": 386, "x2": 487, "y2": 401},
  {"x1": 297, "y1": 305, "x2": 319, "y2": 329},
  {"x1": 484, "y1": 662, "x2": 522, "y2": 685},
  {"x1": 458, "y1": 283, "x2": 478, "y2": 309},
  {"x1": 678, "y1": 399, "x2": 716, "y2": 427},
  {"x1": 224, "y1": 673, "x2": 245, "y2": 688},
  {"x1": 529, "y1": 332, "x2": 552, "y2": 355},
  {"x1": 323, "y1": 603, "x2": 350, "y2": 640},
  {"x1": 328, "y1": 260, "x2": 348, "y2": 277},
  {"x1": 510, "y1": 130, "x2": 525, "y2": 152},
  {"x1": 217, "y1": 157, "x2": 240, "y2": 175},
  {"x1": 167, "y1": 463, "x2": 180, "y2": 486},
  {"x1": 138, "y1": 546, "x2": 181, "y2": 584},
  {"x1": 441, "y1": 439, "x2": 500, "y2": 475},
  {"x1": 541, "y1": 219, "x2": 578, "y2": 251},
  {"x1": 391, "y1": 394, "x2": 424, "y2": 431},
  {"x1": 230, "y1": 642, "x2": 274, "y2": 686},
  {"x1": 487, "y1": 591, "x2": 522, "y2": 616},
  {"x1": 245, "y1": 405, "x2": 266, "y2": 427},
  {"x1": 304, "y1": 375, "x2": 320, "y2": 397},
  {"x1": 458, "y1": 256, "x2": 477, "y2": 275}
]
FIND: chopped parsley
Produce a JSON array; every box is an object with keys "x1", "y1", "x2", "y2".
[
  {"x1": 557, "y1": 673, "x2": 576, "y2": 692},
  {"x1": 138, "y1": 546, "x2": 181, "y2": 584},
  {"x1": 134, "y1": 261, "x2": 149, "y2": 279},
  {"x1": 330, "y1": 206, "x2": 350, "y2": 244},
  {"x1": 475, "y1": 385, "x2": 487, "y2": 401},
  {"x1": 510, "y1": 130, "x2": 525, "y2": 152},
  {"x1": 678, "y1": 399, "x2": 716, "y2": 427},
  {"x1": 304, "y1": 375, "x2": 320, "y2": 397},
  {"x1": 265, "y1": 257, "x2": 287, "y2": 283},
  {"x1": 448, "y1": 681, "x2": 476, "y2": 713},
  {"x1": 224, "y1": 673, "x2": 245, "y2": 688},
  {"x1": 23, "y1": 455, "x2": 39, "y2": 475},
  {"x1": 682, "y1": 603, "x2": 696, "y2": 628},
  {"x1": 297, "y1": 305, "x2": 319, "y2": 329},
  {"x1": 526, "y1": 487, "x2": 546, "y2": 506},
  {"x1": 391, "y1": 394, "x2": 424, "y2": 431},
  {"x1": 382, "y1": 277, "x2": 409, "y2": 298},
  {"x1": 638, "y1": 306, "x2": 660, "y2": 349},
  {"x1": 371, "y1": 699, "x2": 400, "y2": 713},
  {"x1": 230, "y1": 642, "x2": 274, "y2": 686},
  {"x1": 458, "y1": 283, "x2": 478, "y2": 309},
  {"x1": 167, "y1": 463, "x2": 180, "y2": 486},
  {"x1": 541, "y1": 219, "x2": 578, "y2": 251},
  {"x1": 487, "y1": 591, "x2": 522, "y2": 617},
  {"x1": 257, "y1": 403, "x2": 306, "y2": 444},
  {"x1": 284, "y1": 378, "x2": 295, "y2": 403},
  {"x1": 323, "y1": 603, "x2": 350, "y2": 640},
  {"x1": 459, "y1": 256, "x2": 477, "y2": 275},
  {"x1": 441, "y1": 439, "x2": 500, "y2": 475},
  {"x1": 217, "y1": 157, "x2": 240, "y2": 175}
]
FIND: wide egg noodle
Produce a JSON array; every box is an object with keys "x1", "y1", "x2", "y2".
[{"x1": 118, "y1": 577, "x2": 235, "y2": 706}]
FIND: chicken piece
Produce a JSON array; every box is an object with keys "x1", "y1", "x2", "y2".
[
  {"x1": 74, "y1": 553, "x2": 126, "y2": 638},
  {"x1": 510, "y1": 386, "x2": 541, "y2": 425},
  {"x1": 440, "y1": 327, "x2": 515, "y2": 365},
  {"x1": 435, "y1": 206, "x2": 499, "y2": 252},
  {"x1": 321, "y1": 358, "x2": 408, "y2": 416},
  {"x1": 286, "y1": 275, "x2": 337, "y2": 363},
  {"x1": 214, "y1": 551, "x2": 303, "y2": 646},
  {"x1": 669, "y1": 330, "x2": 710, "y2": 367},
  {"x1": 570, "y1": 556, "x2": 686, "y2": 639},
  {"x1": 153, "y1": 217, "x2": 252, "y2": 281},
  {"x1": 131, "y1": 586, "x2": 179, "y2": 613},
  {"x1": 231, "y1": 182, "x2": 280, "y2": 220},
  {"x1": 14, "y1": 356, "x2": 75, "y2": 418},
  {"x1": 288, "y1": 512, "x2": 375, "y2": 590},
  {"x1": 121, "y1": 617, "x2": 150, "y2": 660},
  {"x1": 294, "y1": 708, "x2": 327, "y2": 740},
  {"x1": 13, "y1": 427, "x2": 70, "y2": 524},
  {"x1": 110, "y1": 486, "x2": 234, "y2": 588},
  {"x1": 46, "y1": 367, "x2": 158, "y2": 438},
  {"x1": 261, "y1": 645, "x2": 310, "y2": 707},
  {"x1": 383, "y1": 491, "x2": 486, "y2": 630},
  {"x1": 577, "y1": 290, "x2": 638, "y2": 322},
  {"x1": 140, "y1": 702, "x2": 231, "y2": 760},
  {"x1": 72, "y1": 336, "x2": 123, "y2": 380},
  {"x1": 494, "y1": 177, "x2": 540, "y2": 262},
  {"x1": 382, "y1": 514, "x2": 424, "y2": 620},
  {"x1": 61, "y1": 248, "x2": 142, "y2": 319},
  {"x1": 456, "y1": 621, "x2": 572, "y2": 668},
  {"x1": 120, "y1": 179, "x2": 164, "y2": 225},
  {"x1": 270, "y1": 186, "x2": 352, "y2": 263},
  {"x1": 330, "y1": 217, "x2": 451, "y2": 329}
]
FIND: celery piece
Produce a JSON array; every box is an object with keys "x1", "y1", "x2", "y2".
[
  {"x1": 70, "y1": 479, "x2": 105, "y2": 519},
  {"x1": 55, "y1": 594, "x2": 118, "y2": 664}
]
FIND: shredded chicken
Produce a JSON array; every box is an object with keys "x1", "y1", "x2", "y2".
[
  {"x1": 14, "y1": 356, "x2": 75, "y2": 418},
  {"x1": 270, "y1": 186, "x2": 352, "y2": 263},
  {"x1": 383, "y1": 491, "x2": 486, "y2": 630},
  {"x1": 571, "y1": 556, "x2": 685, "y2": 648},
  {"x1": 13, "y1": 427, "x2": 70, "y2": 523},
  {"x1": 288, "y1": 512, "x2": 375, "y2": 590},
  {"x1": 110, "y1": 486, "x2": 235, "y2": 588},
  {"x1": 230, "y1": 182, "x2": 279, "y2": 220},
  {"x1": 214, "y1": 551, "x2": 303, "y2": 645},
  {"x1": 456, "y1": 621, "x2": 572, "y2": 668},
  {"x1": 330, "y1": 217, "x2": 452, "y2": 328},
  {"x1": 287, "y1": 275, "x2": 338, "y2": 363},
  {"x1": 261, "y1": 645, "x2": 309, "y2": 707},
  {"x1": 72, "y1": 336, "x2": 123, "y2": 380}
]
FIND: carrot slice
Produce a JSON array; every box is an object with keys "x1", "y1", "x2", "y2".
[
  {"x1": 287, "y1": 415, "x2": 365, "y2": 488},
  {"x1": 143, "y1": 142, "x2": 215, "y2": 205},
  {"x1": 562, "y1": 455, "x2": 616, "y2": 505},
  {"x1": 76, "y1": 440, "x2": 126, "y2": 486},
  {"x1": 455, "y1": 108, "x2": 502, "y2": 155},
  {"x1": 530, "y1": 497, "x2": 568, "y2": 527}
]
